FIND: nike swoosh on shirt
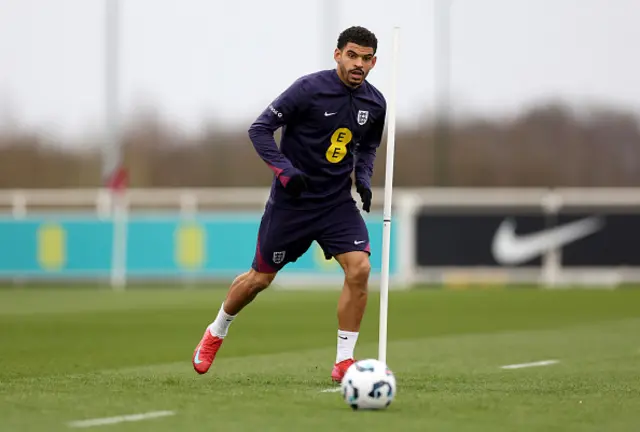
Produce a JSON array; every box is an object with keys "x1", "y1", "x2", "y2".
[
  {"x1": 491, "y1": 216, "x2": 604, "y2": 265},
  {"x1": 324, "y1": 112, "x2": 337, "y2": 116}
]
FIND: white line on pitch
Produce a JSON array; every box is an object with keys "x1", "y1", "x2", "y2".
[
  {"x1": 320, "y1": 387, "x2": 342, "y2": 393},
  {"x1": 501, "y1": 359, "x2": 559, "y2": 370},
  {"x1": 67, "y1": 410, "x2": 175, "y2": 428}
]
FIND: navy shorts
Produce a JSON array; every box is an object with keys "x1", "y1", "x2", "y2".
[{"x1": 251, "y1": 199, "x2": 371, "y2": 273}]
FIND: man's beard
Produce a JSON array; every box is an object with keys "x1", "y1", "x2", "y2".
[{"x1": 340, "y1": 64, "x2": 365, "y2": 86}]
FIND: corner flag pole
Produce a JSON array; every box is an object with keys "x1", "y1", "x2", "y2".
[{"x1": 378, "y1": 26, "x2": 400, "y2": 365}]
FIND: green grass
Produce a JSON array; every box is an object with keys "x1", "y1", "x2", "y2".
[{"x1": 1, "y1": 286, "x2": 640, "y2": 431}]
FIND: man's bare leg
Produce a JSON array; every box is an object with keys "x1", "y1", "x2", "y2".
[
  {"x1": 332, "y1": 251, "x2": 371, "y2": 377},
  {"x1": 209, "y1": 269, "x2": 276, "y2": 336},
  {"x1": 192, "y1": 269, "x2": 275, "y2": 374}
]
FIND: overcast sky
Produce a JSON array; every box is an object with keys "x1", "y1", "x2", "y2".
[{"x1": 1, "y1": 0, "x2": 640, "y2": 142}]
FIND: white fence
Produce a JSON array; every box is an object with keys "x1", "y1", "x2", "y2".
[{"x1": 0, "y1": 187, "x2": 639, "y2": 288}]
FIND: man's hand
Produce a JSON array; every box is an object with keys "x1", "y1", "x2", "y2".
[
  {"x1": 283, "y1": 171, "x2": 310, "y2": 197},
  {"x1": 356, "y1": 181, "x2": 372, "y2": 213}
]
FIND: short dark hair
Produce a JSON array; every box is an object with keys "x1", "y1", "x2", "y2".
[{"x1": 337, "y1": 26, "x2": 378, "y2": 54}]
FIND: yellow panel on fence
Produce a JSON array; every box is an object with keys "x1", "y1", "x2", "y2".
[
  {"x1": 175, "y1": 223, "x2": 205, "y2": 269},
  {"x1": 37, "y1": 223, "x2": 66, "y2": 270}
]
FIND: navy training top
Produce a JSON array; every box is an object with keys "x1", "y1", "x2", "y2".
[{"x1": 248, "y1": 68, "x2": 387, "y2": 209}]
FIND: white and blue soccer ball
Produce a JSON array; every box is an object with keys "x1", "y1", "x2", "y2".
[{"x1": 340, "y1": 359, "x2": 396, "y2": 410}]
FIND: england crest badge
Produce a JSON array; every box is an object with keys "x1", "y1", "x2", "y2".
[
  {"x1": 273, "y1": 251, "x2": 286, "y2": 264},
  {"x1": 357, "y1": 110, "x2": 369, "y2": 126}
]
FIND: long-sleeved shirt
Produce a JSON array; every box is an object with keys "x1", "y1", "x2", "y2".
[{"x1": 248, "y1": 68, "x2": 387, "y2": 209}]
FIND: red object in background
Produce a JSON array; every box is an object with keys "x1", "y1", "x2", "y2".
[{"x1": 106, "y1": 166, "x2": 128, "y2": 192}]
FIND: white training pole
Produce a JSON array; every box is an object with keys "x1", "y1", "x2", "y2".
[{"x1": 378, "y1": 26, "x2": 400, "y2": 365}]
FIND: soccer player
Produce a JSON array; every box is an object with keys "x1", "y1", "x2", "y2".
[{"x1": 192, "y1": 26, "x2": 386, "y2": 383}]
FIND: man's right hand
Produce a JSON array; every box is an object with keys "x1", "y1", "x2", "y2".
[{"x1": 282, "y1": 171, "x2": 310, "y2": 197}]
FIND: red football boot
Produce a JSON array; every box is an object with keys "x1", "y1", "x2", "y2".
[
  {"x1": 331, "y1": 358, "x2": 356, "y2": 383},
  {"x1": 192, "y1": 328, "x2": 224, "y2": 375}
]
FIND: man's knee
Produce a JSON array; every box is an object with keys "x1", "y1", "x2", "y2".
[
  {"x1": 246, "y1": 270, "x2": 276, "y2": 294},
  {"x1": 344, "y1": 255, "x2": 371, "y2": 287}
]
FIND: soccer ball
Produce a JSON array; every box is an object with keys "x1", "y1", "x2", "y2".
[{"x1": 340, "y1": 359, "x2": 396, "y2": 410}]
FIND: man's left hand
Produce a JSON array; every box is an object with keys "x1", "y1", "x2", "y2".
[{"x1": 356, "y1": 182, "x2": 372, "y2": 213}]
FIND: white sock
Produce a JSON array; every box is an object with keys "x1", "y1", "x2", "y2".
[
  {"x1": 336, "y1": 330, "x2": 359, "y2": 363},
  {"x1": 208, "y1": 303, "x2": 236, "y2": 338}
]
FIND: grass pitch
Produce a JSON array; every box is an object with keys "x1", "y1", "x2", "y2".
[{"x1": 1, "y1": 286, "x2": 640, "y2": 431}]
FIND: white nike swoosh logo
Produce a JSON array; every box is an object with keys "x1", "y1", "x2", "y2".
[
  {"x1": 354, "y1": 240, "x2": 366, "y2": 245},
  {"x1": 194, "y1": 346, "x2": 203, "y2": 364},
  {"x1": 324, "y1": 112, "x2": 337, "y2": 116},
  {"x1": 491, "y1": 216, "x2": 604, "y2": 265}
]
